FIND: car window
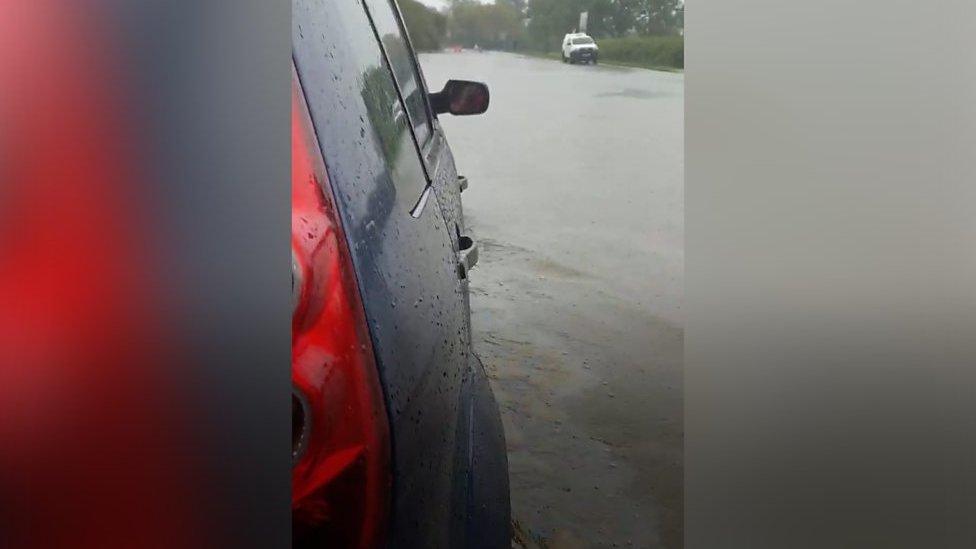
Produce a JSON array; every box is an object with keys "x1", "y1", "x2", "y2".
[
  {"x1": 293, "y1": 0, "x2": 430, "y2": 213},
  {"x1": 572, "y1": 37, "x2": 594, "y2": 45},
  {"x1": 363, "y1": 0, "x2": 433, "y2": 147}
]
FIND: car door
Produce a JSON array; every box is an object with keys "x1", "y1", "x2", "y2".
[
  {"x1": 293, "y1": 0, "x2": 471, "y2": 545},
  {"x1": 360, "y1": 0, "x2": 470, "y2": 279}
]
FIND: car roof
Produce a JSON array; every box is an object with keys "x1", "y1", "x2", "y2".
[{"x1": 565, "y1": 32, "x2": 591, "y2": 38}]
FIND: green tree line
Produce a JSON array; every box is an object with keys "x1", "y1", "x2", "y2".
[
  {"x1": 399, "y1": 0, "x2": 683, "y2": 68},
  {"x1": 524, "y1": 0, "x2": 681, "y2": 51},
  {"x1": 398, "y1": 0, "x2": 448, "y2": 51},
  {"x1": 448, "y1": 0, "x2": 525, "y2": 50}
]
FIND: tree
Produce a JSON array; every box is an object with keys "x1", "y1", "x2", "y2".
[
  {"x1": 636, "y1": 0, "x2": 683, "y2": 35},
  {"x1": 399, "y1": 0, "x2": 448, "y2": 51},
  {"x1": 498, "y1": 0, "x2": 527, "y2": 16},
  {"x1": 523, "y1": 0, "x2": 682, "y2": 50},
  {"x1": 525, "y1": 0, "x2": 588, "y2": 50},
  {"x1": 448, "y1": 0, "x2": 524, "y2": 50},
  {"x1": 607, "y1": 0, "x2": 640, "y2": 36}
]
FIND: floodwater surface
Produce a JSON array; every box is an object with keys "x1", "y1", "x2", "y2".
[{"x1": 421, "y1": 51, "x2": 684, "y2": 548}]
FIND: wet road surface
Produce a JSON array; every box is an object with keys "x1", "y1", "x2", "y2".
[{"x1": 420, "y1": 51, "x2": 683, "y2": 548}]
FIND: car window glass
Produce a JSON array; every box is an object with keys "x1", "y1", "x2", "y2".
[
  {"x1": 293, "y1": 0, "x2": 429, "y2": 211},
  {"x1": 363, "y1": 0, "x2": 433, "y2": 146}
]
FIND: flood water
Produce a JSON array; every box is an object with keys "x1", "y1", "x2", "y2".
[{"x1": 421, "y1": 51, "x2": 684, "y2": 548}]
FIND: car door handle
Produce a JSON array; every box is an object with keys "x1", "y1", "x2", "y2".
[{"x1": 458, "y1": 235, "x2": 478, "y2": 278}]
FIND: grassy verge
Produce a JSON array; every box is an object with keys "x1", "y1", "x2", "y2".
[
  {"x1": 518, "y1": 35, "x2": 683, "y2": 72},
  {"x1": 598, "y1": 35, "x2": 683, "y2": 70},
  {"x1": 518, "y1": 50, "x2": 682, "y2": 72}
]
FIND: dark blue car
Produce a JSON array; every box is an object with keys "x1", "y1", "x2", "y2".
[{"x1": 291, "y1": 0, "x2": 510, "y2": 547}]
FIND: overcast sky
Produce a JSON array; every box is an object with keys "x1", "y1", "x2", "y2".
[
  {"x1": 416, "y1": 0, "x2": 451, "y2": 10},
  {"x1": 415, "y1": 0, "x2": 492, "y2": 11},
  {"x1": 416, "y1": 0, "x2": 687, "y2": 14},
  {"x1": 416, "y1": 0, "x2": 684, "y2": 13}
]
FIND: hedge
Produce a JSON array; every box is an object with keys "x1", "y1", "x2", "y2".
[{"x1": 593, "y1": 35, "x2": 683, "y2": 70}]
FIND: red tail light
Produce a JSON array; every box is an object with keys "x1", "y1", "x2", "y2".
[{"x1": 291, "y1": 68, "x2": 391, "y2": 548}]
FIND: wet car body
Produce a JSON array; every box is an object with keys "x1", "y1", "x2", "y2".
[{"x1": 292, "y1": 0, "x2": 510, "y2": 547}]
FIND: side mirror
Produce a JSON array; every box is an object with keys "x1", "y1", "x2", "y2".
[{"x1": 429, "y1": 80, "x2": 489, "y2": 116}]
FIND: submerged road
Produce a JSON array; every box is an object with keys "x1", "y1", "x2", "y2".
[{"x1": 421, "y1": 51, "x2": 684, "y2": 548}]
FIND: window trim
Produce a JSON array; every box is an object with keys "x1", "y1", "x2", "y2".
[
  {"x1": 359, "y1": 0, "x2": 434, "y2": 218},
  {"x1": 361, "y1": 0, "x2": 436, "y2": 150},
  {"x1": 386, "y1": 0, "x2": 437, "y2": 147}
]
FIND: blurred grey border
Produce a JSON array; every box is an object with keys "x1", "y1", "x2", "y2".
[
  {"x1": 116, "y1": 1, "x2": 291, "y2": 546},
  {"x1": 687, "y1": 1, "x2": 976, "y2": 547}
]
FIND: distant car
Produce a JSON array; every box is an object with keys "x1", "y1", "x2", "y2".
[
  {"x1": 561, "y1": 32, "x2": 599, "y2": 64},
  {"x1": 292, "y1": 0, "x2": 510, "y2": 546}
]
